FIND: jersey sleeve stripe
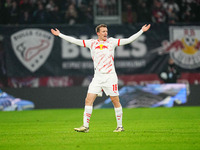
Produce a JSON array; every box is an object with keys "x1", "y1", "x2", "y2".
[
  {"x1": 83, "y1": 40, "x2": 86, "y2": 47},
  {"x1": 118, "y1": 39, "x2": 120, "y2": 46}
]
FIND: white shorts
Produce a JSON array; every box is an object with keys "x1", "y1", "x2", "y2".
[{"x1": 87, "y1": 73, "x2": 119, "y2": 97}]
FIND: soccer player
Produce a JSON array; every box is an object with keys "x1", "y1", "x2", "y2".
[{"x1": 51, "y1": 24, "x2": 151, "y2": 132}]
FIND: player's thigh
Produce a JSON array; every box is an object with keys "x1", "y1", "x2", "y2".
[
  {"x1": 103, "y1": 75, "x2": 119, "y2": 96},
  {"x1": 85, "y1": 93, "x2": 97, "y2": 105},
  {"x1": 87, "y1": 77, "x2": 103, "y2": 96}
]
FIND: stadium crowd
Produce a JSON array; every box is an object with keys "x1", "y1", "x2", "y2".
[
  {"x1": 122, "y1": 0, "x2": 200, "y2": 24},
  {"x1": 0, "y1": 0, "x2": 200, "y2": 25}
]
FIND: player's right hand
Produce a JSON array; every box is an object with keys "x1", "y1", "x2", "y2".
[
  {"x1": 142, "y1": 24, "x2": 151, "y2": 32},
  {"x1": 51, "y1": 28, "x2": 60, "y2": 36}
]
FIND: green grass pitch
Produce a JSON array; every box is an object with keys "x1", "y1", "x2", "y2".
[{"x1": 0, "y1": 106, "x2": 200, "y2": 150}]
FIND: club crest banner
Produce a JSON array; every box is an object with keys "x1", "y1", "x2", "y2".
[
  {"x1": 169, "y1": 26, "x2": 200, "y2": 69},
  {"x1": 11, "y1": 28, "x2": 54, "y2": 72}
]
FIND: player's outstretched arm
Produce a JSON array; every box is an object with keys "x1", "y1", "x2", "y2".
[
  {"x1": 119, "y1": 24, "x2": 151, "y2": 46},
  {"x1": 142, "y1": 24, "x2": 151, "y2": 32},
  {"x1": 50, "y1": 28, "x2": 85, "y2": 47}
]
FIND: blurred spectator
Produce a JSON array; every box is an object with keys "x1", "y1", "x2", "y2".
[
  {"x1": 95, "y1": 0, "x2": 117, "y2": 16},
  {"x1": 45, "y1": 0, "x2": 61, "y2": 23},
  {"x1": 137, "y1": 0, "x2": 151, "y2": 23},
  {"x1": 182, "y1": 0, "x2": 200, "y2": 23},
  {"x1": 181, "y1": 2, "x2": 193, "y2": 23},
  {"x1": 192, "y1": 1, "x2": 200, "y2": 22},
  {"x1": 3, "y1": 0, "x2": 12, "y2": 24},
  {"x1": 33, "y1": 2, "x2": 49, "y2": 24},
  {"x1": 76, "y1": 1, "x2": 93, "y2": 24},
  {"x1": 81, "y1": 5, "x2": 93, "y2": 24},
  {"x1": 49, "y1": 5, "x2": 62, "y2": 23},
  {"x1": 0, "y1": 0, "x2": 199, "y2": 25},
  {"x1": 19, "y1": 0, "x2": 33, "y2": 12},
  {"x1": 59, "y1": 0, "x2": 71, "y2": 18},
  {"x1": 64, "y1": 3, "x2": 78, "y2": 25},
  {"x1": 122, "y1": 3, "x2": 137, "y2": 24},
  {"x1": 95, "y1": 0, "x2": 106, "y2": 15},
  {"x1": 4, "y1": 0, "x2": 12, "y2": 8},
  {"x1": 9, "y1": 1, "x2": 19, "y2": 24},
  {"x1": 159, "y1": 58, "x2": 180, "y2": 83},
  {"x1": 74, "y1": 0, "x2": 85, "y2": 8},
  {"x1": 107, "y1": 0, "x2": 117, "y2": 15},
  {"x1": 163, "y1": 0, "x2": 180, "y2": 24},
  {"x1": 46, "y1": 0, "x2": 55, "y2": 12},
  {"x1": 19, "y1": 10, "x2": 32, "y2": 24},
  {"x1": 151, "y1": 0, "x2": 166, "y2": 23}
]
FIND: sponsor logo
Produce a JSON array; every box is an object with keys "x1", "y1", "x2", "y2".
[
  {"x1": 95, "y1": 44, "x2": 108, "y2": 50},
  {"x1": 168, "y1": 27, "x2": 200, "y2": 69},
  {"x1": 11, "y1": 28, "x2": 54, "y2": 72}
]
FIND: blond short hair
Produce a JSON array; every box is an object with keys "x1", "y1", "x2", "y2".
[{"x1": 95, "y1": 24, "x2": 107, "y2": 33}]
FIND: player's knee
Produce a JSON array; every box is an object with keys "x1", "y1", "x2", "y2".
[
  {"x1": 110, "y1": 98, "x2": 115, "y2": 103},
  {"x1": 110, "y1": 96, "x2": 118, "y2": 102},
  {"x1": 110, "y1": 96, "x2": 121, "y2": 107},
  {"x1": 111, "y1": 99, "x2": 119, "y2": 105},
  {"x1": 85, "y1": 97, "x2": 93, "y2": 105}
]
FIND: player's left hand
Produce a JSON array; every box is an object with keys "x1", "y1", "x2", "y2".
[
  {"x1": 142, "y1": 24, "x2": 151, "y2": 32},
  {"x1": 51, "y1": 28, "x2": 60, "y2": 36}
]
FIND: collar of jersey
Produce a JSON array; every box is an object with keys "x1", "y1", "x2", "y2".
[{"x1": 97, "y1": 39, "x2": 107, "y2": 42}]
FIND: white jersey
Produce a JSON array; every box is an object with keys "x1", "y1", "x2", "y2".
[
  {"x1": 59, "y1": 29, "x2": 143, "y2": 75},
  {"x1": 83, "y1": 38, "x2": 119, "y2": 75},
  {"x1": 59, "y1": 29, "x2": 143, "y2": 96}
]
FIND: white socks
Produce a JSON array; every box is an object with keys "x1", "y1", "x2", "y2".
[
  {"x1": 114, "y1": 107, "x2": 123, "y2": 127},
  {"x1": 83, "y1": 106, "x2": 123, "y2": 128},
  {"x1": 83, "y1": 106, "x2": 93, "y2": 127}
]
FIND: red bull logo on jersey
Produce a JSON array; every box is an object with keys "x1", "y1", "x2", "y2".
[
  {"x1": 167, "y1": 27, "x2": 200, "y2": 69},
  {"x1": 95, "y1": 44, "x2": 108, "y2": 50}
]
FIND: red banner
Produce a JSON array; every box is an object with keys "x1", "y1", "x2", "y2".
[{"x1": 7, "y1": 73, "x2": 200, "y2": 88}]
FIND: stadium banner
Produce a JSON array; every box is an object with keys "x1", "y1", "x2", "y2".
[
  {"x1": 7, "y1": 73, "x2": 200, "y2": 88},
  {"x1": 94, "y1": 84, "x2": 189, "y2": 108},
  {"x1": 0, "y1": 89, "x2": 34, "y2": 111},
  {"x1": 1, "y1": 24, "x2": 200, "y2": 77},
  {"x1": 2, "y1": 84, "x2": 200, "y2": 109}
]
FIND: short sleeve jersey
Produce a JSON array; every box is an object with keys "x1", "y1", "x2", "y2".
[{"x1": 83, "y1": 38, "x2": 120, "y2": 74}]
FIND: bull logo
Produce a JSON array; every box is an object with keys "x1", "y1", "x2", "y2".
[
  {"x1": 153, "y1": 27, "x2": 200, "y2": 69},
  {"x1": 168, "y1": 27, "x2": 200, "y2": 69},
  {"x1": 95, "y1": 44, "x2": 108, "y2": 50}
]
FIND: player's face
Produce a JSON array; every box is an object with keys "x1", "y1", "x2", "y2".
[{"x1": 97, "y1": 27, "x2": 108, "y2": 41}]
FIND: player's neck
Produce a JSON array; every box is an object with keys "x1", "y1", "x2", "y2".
[{"x1": 98, "y1": 38, "x2": 107, "y2": 41}]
